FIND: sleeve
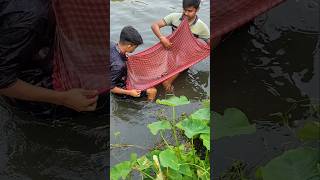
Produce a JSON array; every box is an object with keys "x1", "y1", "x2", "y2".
[
  {"x1": 110, "y1": 63, "x2": 123, "y2": 89},
  {"x1": 0, "y1": 27, "x2": 37, "y2": 89},
  {"x1": 198, "y1": 22, "x2": 210, "y2": 42},
  {"x1": 163, "y1": 13, "x2": 176, "y2": 26}
]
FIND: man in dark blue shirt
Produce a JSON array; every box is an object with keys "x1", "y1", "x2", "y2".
[{"x1": 110, "y1": 26, "x2": 157, "y2": 101}]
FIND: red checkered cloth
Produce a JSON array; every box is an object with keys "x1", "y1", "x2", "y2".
[
  {"x1": 52, "y1": 0, "x2": 109, "y2": 94},
  {"x1": 211, "y1": 0, "x2": 284, "y2": 39},
  {"x1": 126, "y1": 18, "x2": 210, "y2": 90}
]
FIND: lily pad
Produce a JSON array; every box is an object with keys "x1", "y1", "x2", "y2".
[
  {"x1": 110, "y1": 161, "x2": 132, "y2": 180},
  {"x1": 156, "y1": 96, "x2": 190, "y2": 107},
  {"x1": 258, "y1": 147, "x2": 320, "y2": 180},
  {"x1": 200, "y1": 133, "x2": 210, "y2": 151},
  {"x1": 297, "y1": 121, "x2": 320, "y2": 141},
  {"x1": 176, "y1": 118, "x2": 210, "y2": 138},
  {"x1": 190, "y1": 108, "x2": 210, "y2": 122},
  {"x1": 213, "y1": 108, "x2": 256, "y2": 139},
  {"x1": 159, "y1": 149, "x2": 180, "y2": 171},
  {"x1": 148, "y1": 120, "x2": 172, "y2": 135}
]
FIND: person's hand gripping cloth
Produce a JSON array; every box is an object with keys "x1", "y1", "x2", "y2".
[
  {"x1": 52, "y1": 0, "x2": 110, "y2": 94},
  {"x1": 126, "y1": 17, "x2": 210, "y2": 90}
]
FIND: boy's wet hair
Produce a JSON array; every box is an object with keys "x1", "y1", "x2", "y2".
[
  {"x1": 120, "y1": 26, "x2": 143, "y2": 46},
  {"x1": 183, "y1": 0, "x2": 200, "y2": 9}
]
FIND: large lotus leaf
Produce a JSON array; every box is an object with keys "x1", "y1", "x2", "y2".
[
  {"x1": 110, "y1": 161, "x2": 132, "y2": 180},
  {"x1": 190, "y1": 108, "x2": 210, "y2": 122},
  {"x1": 156, "y1": 96, "x2": 190, "y2": 107},
  {"x1": 258, "y1": 147, "x2": 320, "y2": 180},
  {"x1": 176, "y1": 118, "x2": 210, "y2": 138},
  {"x1": 148, "y1": 120, "x2": 172, "y2": 135},
  {"x1": 167, "y1": 168, "x2": 183, "y2": 180},
  {"x1": 297, "y1": 121, "x2": 320, "y2": 141},
  {"x1": 200, "y1": 133, "x2": 210, "y2": 151},
  {"x1": 159, "y1": 149, "x2": 180, "y2": 171},
  {"x1": 178, "y1": 164, "x2": 193, "y2": 177},
  {"x1": 213, "y1": 108, "x2": 256, "y2": 139}
]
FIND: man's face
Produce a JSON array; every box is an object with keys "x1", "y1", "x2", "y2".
[{"x1": 183, "y1": 6, "x2": 198, "y2": 20}]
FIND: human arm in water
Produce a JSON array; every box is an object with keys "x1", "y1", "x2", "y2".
[{"x1": 0, "y1": 80, "x2": 98, "y2": 112}]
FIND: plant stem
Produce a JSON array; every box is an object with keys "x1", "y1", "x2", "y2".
[
  {"x1": 160, "y1": 131, "x2": 171, "y2": 149},
  {"x1": 180, "y1": 163, "x2": 210, "y2": 175},
  {"x1": 136, "y1": 169, "x2": 155, "y2": 180},
  {"x1": 205, "y1": 150, "x2": 209, "y2": 161},
  {"x1": 191, "y1": 137, "x2": 194, "y2": 149},
  {"x1": 110, "y1": 144, "x2": 148, "y2": 150},
  {"x1": 171, "y1": 106, "x2": 181, "y2": 158},
  {"x1": 172, "y1": 107, "x2": 179, "y2": 147}
]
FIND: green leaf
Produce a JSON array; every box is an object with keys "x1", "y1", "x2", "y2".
[
  {"x1": 178, "y1": 164, "x2": 193, "y2": 177},
  {"x1": 200, "y1": 133, "x2": 210, "y2": 151},
  {"x1": 197, "y1": 169, "x2": 206, "y2": 179},
  {"x1": 180, "y1": 150, "x2": 194, "y2": 163},
  {"x1": 114, "y1": 131, "x2": 121, "y2": 137},
  {"x1": 130, "y1": 153, "x2": 137, "y2": 163},
  {"x1": 146, "y1": 150, "x2": 161, "y2": 161},
  {"x1": 176, "y1": 117, "x2": 210, "y2": 138},
  {"x1": 136, "y1": 156, "x2": 152, "y2": 171},
  {"x1": 159, "y1": 149, "x2": 180, "y2": 171},
  {"x1": 202, "y1": 99, "x2": 210, "y2": 108},
  {"x1": 190, "y1": 108, "x2": 210, "y2": 122},
  {"x1": 156, "y1": 96, "x2": 190, "y2": 107},
  {"x1": 259, "y1": 147, "x2": 320, "y2": 180},
  {"x1": 297, "y1": 121, "x2": 320, "y2": 141},
  {"x1": 255, "y1": 167, "x2": 263, "y2": 180},
  {"x1": 213, "y1": 108, "x2": 256, "y2": 139},
  {"x1": 147, "y1": 120, "x2": 172, "y2": 135},
  {"x1": 167, "y1": 168, "x2": 183, "y2": 180},
  {"x1": 110, "y1": 161, "x2": 132, "y2": 180}
]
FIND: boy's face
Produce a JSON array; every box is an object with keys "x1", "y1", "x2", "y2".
[
  {"x1": 183, "y1": 6, "x2": 198, "y2": 20},
  {"x1": 126, "y1": 44, "x2": 138, "y2": 53}
]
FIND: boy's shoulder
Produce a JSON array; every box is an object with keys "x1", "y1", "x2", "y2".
[
  {"x1": 195, "y1": 18, "x2": 209, "y2": 29},
  {"x1": 163, "y1": 12, "x2": 183, "y2": 25},
  {"x1": 166, "y1": 12, "x2": 182, "y2": 17}
]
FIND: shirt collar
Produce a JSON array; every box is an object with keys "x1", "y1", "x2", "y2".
[
  {"x1": 115, "y1": 43, "x2": 128, "y2": 60},
  {"x1": 179, "y1": 14, "x2": 198, "y2": 26},
  {"x1": 115, "y1": 43, "x2": 121, "y2": 53}
]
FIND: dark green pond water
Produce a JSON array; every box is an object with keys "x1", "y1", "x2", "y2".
[{"x1": 213, "y1": 0, "x2": 319, "y2": 178}]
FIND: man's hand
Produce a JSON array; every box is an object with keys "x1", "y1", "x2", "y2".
[
  {"x1": 151, "y1": 20, "x2": 172, "y2": 49},
  {"x1": 160, "y1": 36, "x2": 172, "y2": 49},
  {"x1": 60, "y1": 89, "x2": 98, "y2": 112},
  {"x1": 128, "y1": 89, "x2": 141, "y2": 97}
]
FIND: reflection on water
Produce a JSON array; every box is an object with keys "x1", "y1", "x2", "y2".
[
  {"x1": 110, "y1": 0, "x2": 210, "y2": 166},
  {"x1": 0, "y1": 100, "x2": 108, "y2": 179},
  {"x1": 212, "y1": 0, "x2": 319, "y2": 178}
]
